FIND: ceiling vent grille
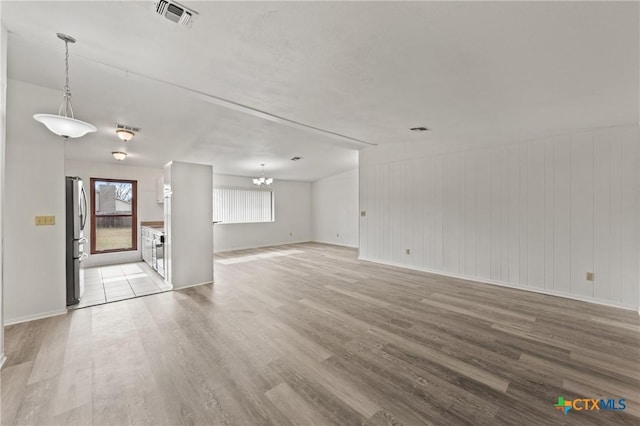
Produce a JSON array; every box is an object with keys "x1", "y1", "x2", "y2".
[
  {"x1": 154, "y1": 0, "x2": 198, "y2": 27},
  {"x1": 115, "y1": 123, "x2": 141, "y2": 133}
]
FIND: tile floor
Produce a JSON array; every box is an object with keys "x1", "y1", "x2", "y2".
[{"x1": 75, "y1": 262, "x2": 172, "y2": 308}]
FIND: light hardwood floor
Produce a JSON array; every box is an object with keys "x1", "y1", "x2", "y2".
[{"x1": 1, "y1": 243, "x2": 639, "y2": 425}]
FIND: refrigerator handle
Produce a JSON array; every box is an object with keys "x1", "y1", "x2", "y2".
[{"x1": 80, "y1": 186, "x2": 88, "y2": 230}]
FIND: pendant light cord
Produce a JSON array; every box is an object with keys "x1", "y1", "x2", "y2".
[
  {"x1": 32, "y1": 33, "x2": 96, "y2": 139},
  {"x1": 58, "y1": 39, "x2": 74, "y2": 119}
]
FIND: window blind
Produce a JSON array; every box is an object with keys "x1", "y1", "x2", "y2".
[{"x1": 213, "y1": 187, "x2": 274, "y2": 224}]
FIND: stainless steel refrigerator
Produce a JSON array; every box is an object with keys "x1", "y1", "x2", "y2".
[{"x1": 65, "y1": 176, "x2": 88, "y2": 306}]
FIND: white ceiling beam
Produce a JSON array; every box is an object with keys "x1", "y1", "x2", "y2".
[{"x1": 83, "y1": 56, "x2": 376, "y2": 150}]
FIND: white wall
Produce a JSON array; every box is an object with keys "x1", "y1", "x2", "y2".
[
  {"x1": 166, "y1": 161, "x2": 213, "y2": 288},
  {"x1": 311, "y1": 168, "x2": 359, "y2": 248},
  {"x1": 360, "y1": 125, "x2": 640, "y2": 311},
  {"x1": 0, "y1": 18, "x2": 7, "y2": 366},
  {"x1": 65, "y1": 160, "x2": 164, "y2": 267},
  {"x1": 4, "y1": 80, "x2": 67, "y2": 324},
  {"x1": 213, "y1": 174, "x2": 312, "y2": 252}
]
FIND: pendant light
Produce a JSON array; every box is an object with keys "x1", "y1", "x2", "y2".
[
  {"x1": 252, "y1": 163, "x2": 273, "y2": 187},
  {"x1": 33, "y1": 33, "x2": 96, "y2": 140}
]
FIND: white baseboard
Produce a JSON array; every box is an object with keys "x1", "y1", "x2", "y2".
[
  {"x1": 4, "y1": 308, "x2": 67, "y2": 326},
  {"x1": 358, "y1": 256, "x2": 639, "y2": 312},
  {"x1": 311, "y1": 240, "x2": 359, "y2": 249},
  {"x1": 0, "y1": 353, "x2": 6, "y2": 370},
  {"x1": 214, "y1": 240, "x2": 311, "y2": 253},
  {"x1": 172, "y1": 281, "x2": 213, "y2": 290},
  {"x1": 214, "y1": 240, "x2": 359, "y2": 253}
]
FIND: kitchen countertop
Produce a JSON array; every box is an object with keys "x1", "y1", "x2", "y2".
[
  {"x1": 141, "y1": 221, "x2": 164, "y2": 232},
  {"x1": 141, "y1": 221, "x2": 164, "y2": 228}
]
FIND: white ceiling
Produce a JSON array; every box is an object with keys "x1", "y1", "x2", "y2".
[{"x1": 3, "y1": 1, "x2": 638, "y2": 181}]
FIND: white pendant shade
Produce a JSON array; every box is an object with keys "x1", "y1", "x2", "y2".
[{"x1": 33, "y1": 114, "x2": 97, "y2": 138}]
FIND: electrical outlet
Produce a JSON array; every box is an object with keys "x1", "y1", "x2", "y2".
[
  {"x1": 586, "y1": 272, "x2": 594, "y2": 281},
  {"x1": 360, "y1": 211, "x2": 366, "y2": 217},
  {"x1": 405, "y1": 249, "x2": 411, "y2": 255}
]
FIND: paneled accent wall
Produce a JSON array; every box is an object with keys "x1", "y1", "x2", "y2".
[{"x1": 359, "y1": 126, "x2": 639, "y2": 310}]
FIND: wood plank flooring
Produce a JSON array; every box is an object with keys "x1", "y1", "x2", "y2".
[{"x1": 2, "y1": 243, "x2": 639, "y2": 425}]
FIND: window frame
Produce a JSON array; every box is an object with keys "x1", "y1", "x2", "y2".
[
  {"x1": 213, "y1": 186, "x2": 275, "y2": 225},
  {"x1": 90, "y1": 177, "x2": 138, "y2": 254}
]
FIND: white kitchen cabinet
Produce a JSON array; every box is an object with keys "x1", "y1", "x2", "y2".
[
  {"x1": 156, "y1": 175, "x2": 164, "y2": 203},
  {"x1": 141, "y1": 227, "x2": 153, "y2": 265}
]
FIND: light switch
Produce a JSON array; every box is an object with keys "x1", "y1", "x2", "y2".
[
  {"x1": 35, "y1": 216, "x2": 55, "y2": 226},
  {"x1": 360, "y1": 211, "x2": 367, "y2": 217},
  {"x1": 586, "y1": 272, "x2": 594, "y2": 281}
]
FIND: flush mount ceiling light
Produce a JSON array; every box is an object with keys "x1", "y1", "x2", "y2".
[
  {"x1": 252, "y1": 164, "x2": 273, "y2": 187},
  {"x1": 112, "y1": 151, "x2": 127, "y2": 161},
  {"x1": 33, "y1": 33, "x2": 96, "y2": 140},
  {"x1": 410, "y1": 126, "x2": 430, "y2": 132},
  {"x1": 116, "y1": 129, "x2": 134, "y2": 142},
  {"x1": 115, "y1": 123, "x2": 140, "y2": 142}
]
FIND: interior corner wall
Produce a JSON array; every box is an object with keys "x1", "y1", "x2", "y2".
[
  {"x1": 0, "y1": 18, "x2": 7, "y2": 366},
  {"x1": 213, "y1": 174, "x2": 311, "y2": 253},
  {"x1": 4, "y1": 79, "x2": 67, "y2": 324},
  {"x1": 65, "y1": 159, "x2": 164, "y2": 267},
  {"x1": 359, "y1": 125, "x2": 640, "y2": 311},
  {"x1": 311, "y1": 168, "x2": 359, "y2": 248}
]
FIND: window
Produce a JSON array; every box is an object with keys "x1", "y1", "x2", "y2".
[
  {"x1": 90, "y1": 178, "x2": 137, "y2": 253},
  {"x1": 213, "y1": 187, "x2": 274, "y2": 224}
]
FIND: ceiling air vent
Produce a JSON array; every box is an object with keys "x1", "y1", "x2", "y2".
[
  {"x1": 154, "y1": 0, "x2": 198, "y2": 27},
  {"x1": 115, "y1": 123, "x2": 141, "y2": 133}
]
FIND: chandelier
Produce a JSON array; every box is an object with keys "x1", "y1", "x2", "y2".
[
  {"x1": 33, "y1": 33, "x2": 96, "y2": 140},
  {"x1": 252, "y1": 164, "x2": 273, "y2": 187}
]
